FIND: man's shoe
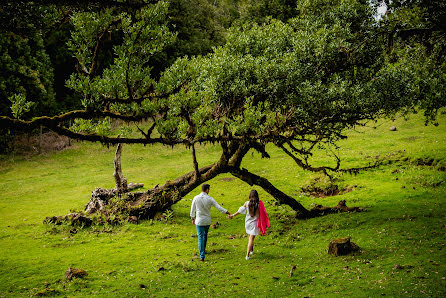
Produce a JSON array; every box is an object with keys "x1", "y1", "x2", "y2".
[{"x1": 200, "y1": 258, "x2": 205, "y2": 262}]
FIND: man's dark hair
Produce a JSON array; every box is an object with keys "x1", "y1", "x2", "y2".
[{"x1": 202, "y1": 184, "x2": 210, "y2": 192}]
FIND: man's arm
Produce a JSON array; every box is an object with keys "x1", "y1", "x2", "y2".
[
  {"x1": 210, "y1": 196, "x2": 230, "y2": 215},
  {"x1": 190, "y1": 198, "x2": 196, "y2": 225}
]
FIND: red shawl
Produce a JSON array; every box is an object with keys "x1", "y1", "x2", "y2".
[{"x1": 257, "y1": 200, "x2": 270, "y2": 235}]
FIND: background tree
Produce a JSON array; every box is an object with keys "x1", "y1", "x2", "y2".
[
  {"x1": 150, "y1": 0, "x2": 240, "y2": 77},
  {"x1": 374, "y1": 0, "x2": 446, "y2": 122},
  {"x1": 0, "y1": 1, "x2": 59, "y2": 152},
  {"x1": 237, "y1": 0, "x2": 298, "y2": 23},
  {"x1": 0, "y1": 3, "x2": 61, "y2": 117},
  {"x1": 1, "y1": 0, "x2": 445, "y2": 220}
]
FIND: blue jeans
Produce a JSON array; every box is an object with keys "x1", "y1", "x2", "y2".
[{"x1": 196, "y1": 225, "x2": 210, "y2": 260}]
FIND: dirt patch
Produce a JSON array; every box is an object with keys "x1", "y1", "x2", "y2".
[
  {"x1": 301, "y1": 175, "x2": 355, "y2": 198},
  {"x1": 405, "y1": 136, "x2": 420, "y2": 141},
  {"x1": 219, "y1": 177, "x2": 235, "y2": 182},
  {"x1": 13, "y1": 131, "x2": 71, "y2": 155},
  {"x1": 413, "y1": 157, "x2": 435, "y2": 166}
]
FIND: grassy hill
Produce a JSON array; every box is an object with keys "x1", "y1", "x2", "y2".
[{"x1": 0, "y1": 112, "x2": 445, "y2": 297}]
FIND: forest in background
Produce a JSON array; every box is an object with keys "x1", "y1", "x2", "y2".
[
  {"x1": 0, "y1": 0, "x2": 302, "y2": 121},
  {"x1": 1, "y1": 0, "x2": 445, "y2": 152}
]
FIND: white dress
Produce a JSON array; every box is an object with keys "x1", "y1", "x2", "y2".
[{"x1": 237, "y1": 201, "x2": 260, "y2": 236}]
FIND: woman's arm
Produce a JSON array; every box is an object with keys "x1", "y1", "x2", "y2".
[
  {"x1": 229, "y1": 202, "x2": 247, "y2": 219},
  {"x1": 229, "y1": 212, "x2": 239, "y2": 219}
]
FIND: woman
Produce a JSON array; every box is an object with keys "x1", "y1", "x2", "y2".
[{"x1": 229, "y1": 190, "x2": 269, "y2": 260}]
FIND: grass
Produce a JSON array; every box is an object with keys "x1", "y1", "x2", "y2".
[{"x1": 0, "y1": 112, "x2": 445, "y2": 297}]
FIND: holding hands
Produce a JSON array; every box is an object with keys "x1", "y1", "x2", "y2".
[{"x1": 228, "y1": 212, "x2": 238, "y2": 219}]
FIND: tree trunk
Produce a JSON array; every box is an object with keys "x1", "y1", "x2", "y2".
[
  {"x1": 84, "y1": 143, "x2": 144, "y2": 214},
  {"x1": 113, "y1": 143, "x2": 127, "y2": 193},
  {"x1": 79, "y1": 143, "x2": 363, "y2": 222}
]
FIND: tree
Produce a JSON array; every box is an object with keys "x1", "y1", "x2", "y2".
[
  {"x1": 149, "y1": 0, "x2": 240, "y2": 77},
  {"x1": 1, "y1": 0, "x2": 444, "y2": 220},
  {"x1": 374, "y1": 0, "x2": 446, "y2": 123},
  {"x1": 237, "y1": 0, "x2": 298, "y2": 23},
  {"x1": 0, "y1": 2, "x2": 59, "y2": 118},
  {"x1": 0, "y1": 1, "x2": 59, "y2": 152}
]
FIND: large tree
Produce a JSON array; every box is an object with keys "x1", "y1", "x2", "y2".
[{"x1": 2, "y1": 0, "x2": 445, "y2": 220}]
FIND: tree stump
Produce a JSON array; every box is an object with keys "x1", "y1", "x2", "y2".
[
  {"x1": 65, "y1": 267, "x2": 88, "y2": 280},
  {"x1": 328, "y1": 237, "x2": 359, "y2": 256}
]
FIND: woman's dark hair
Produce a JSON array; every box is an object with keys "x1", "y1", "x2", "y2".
[{"x1": 248, "y1": 189, "x2": 260, "y2": 217}]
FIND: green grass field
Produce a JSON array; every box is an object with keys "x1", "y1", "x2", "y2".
[{"x1": 1, "y1": 112, "x2": 445, "y2": 297}]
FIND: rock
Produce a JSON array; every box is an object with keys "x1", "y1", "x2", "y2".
[
  {"x1": 328, "y1": 237, "x2": 360, "y2": 256},
  {"x1": 289, "y1": 265, "x2": 297, "y2": 277},
  {"x1": 65, "y1": 267, "x2": 88, "y2": 280},
  {"x1": 390, "y1": 126, "x2": 397, "y2": 131},
  {"x1": 128, "y1": 216, "x2": 138, "y2": 224}
]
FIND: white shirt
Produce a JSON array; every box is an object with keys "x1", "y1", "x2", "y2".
[
  {"x1": 190, "y1": 192, "x2": 227, "y2": 226},
  {"x1": 237, "y1": 201, "x2": 260, "y2": 236}
]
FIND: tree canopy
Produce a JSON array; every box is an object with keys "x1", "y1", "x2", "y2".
[{"x1": 1, "y1": 0, "x2": 445, "y2": 217}]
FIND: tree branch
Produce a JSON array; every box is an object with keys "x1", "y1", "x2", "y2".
[
  {"x1": 228, "y1": 166, "x2": 311, "y2": 217},
  {"x1": 90, "y1": 19, "x2": 122, "y2": 76},
  {"x1": 277, "y1": 142, "x2": 340, "y2": 175},
  {"x1": 0, "y1": 110, "x2": 147, "y2": 130},
  {"x1": 191, "y1": 143, "x2": 200, "y2": 179},
  {"x1": 50, "y1": 125, "x2": 186, "y2": 146},
  {"x1": 0, "y1": 113, "x2": 326, "y2": 146}
]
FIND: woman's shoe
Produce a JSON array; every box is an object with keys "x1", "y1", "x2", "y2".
[{"x1": 245, "y1": 255, "x2": 250, "y2": 260}]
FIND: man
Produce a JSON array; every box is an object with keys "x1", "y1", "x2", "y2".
[{"x1": 190, "y1": 183, "x2": 230, "y2": 262}]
